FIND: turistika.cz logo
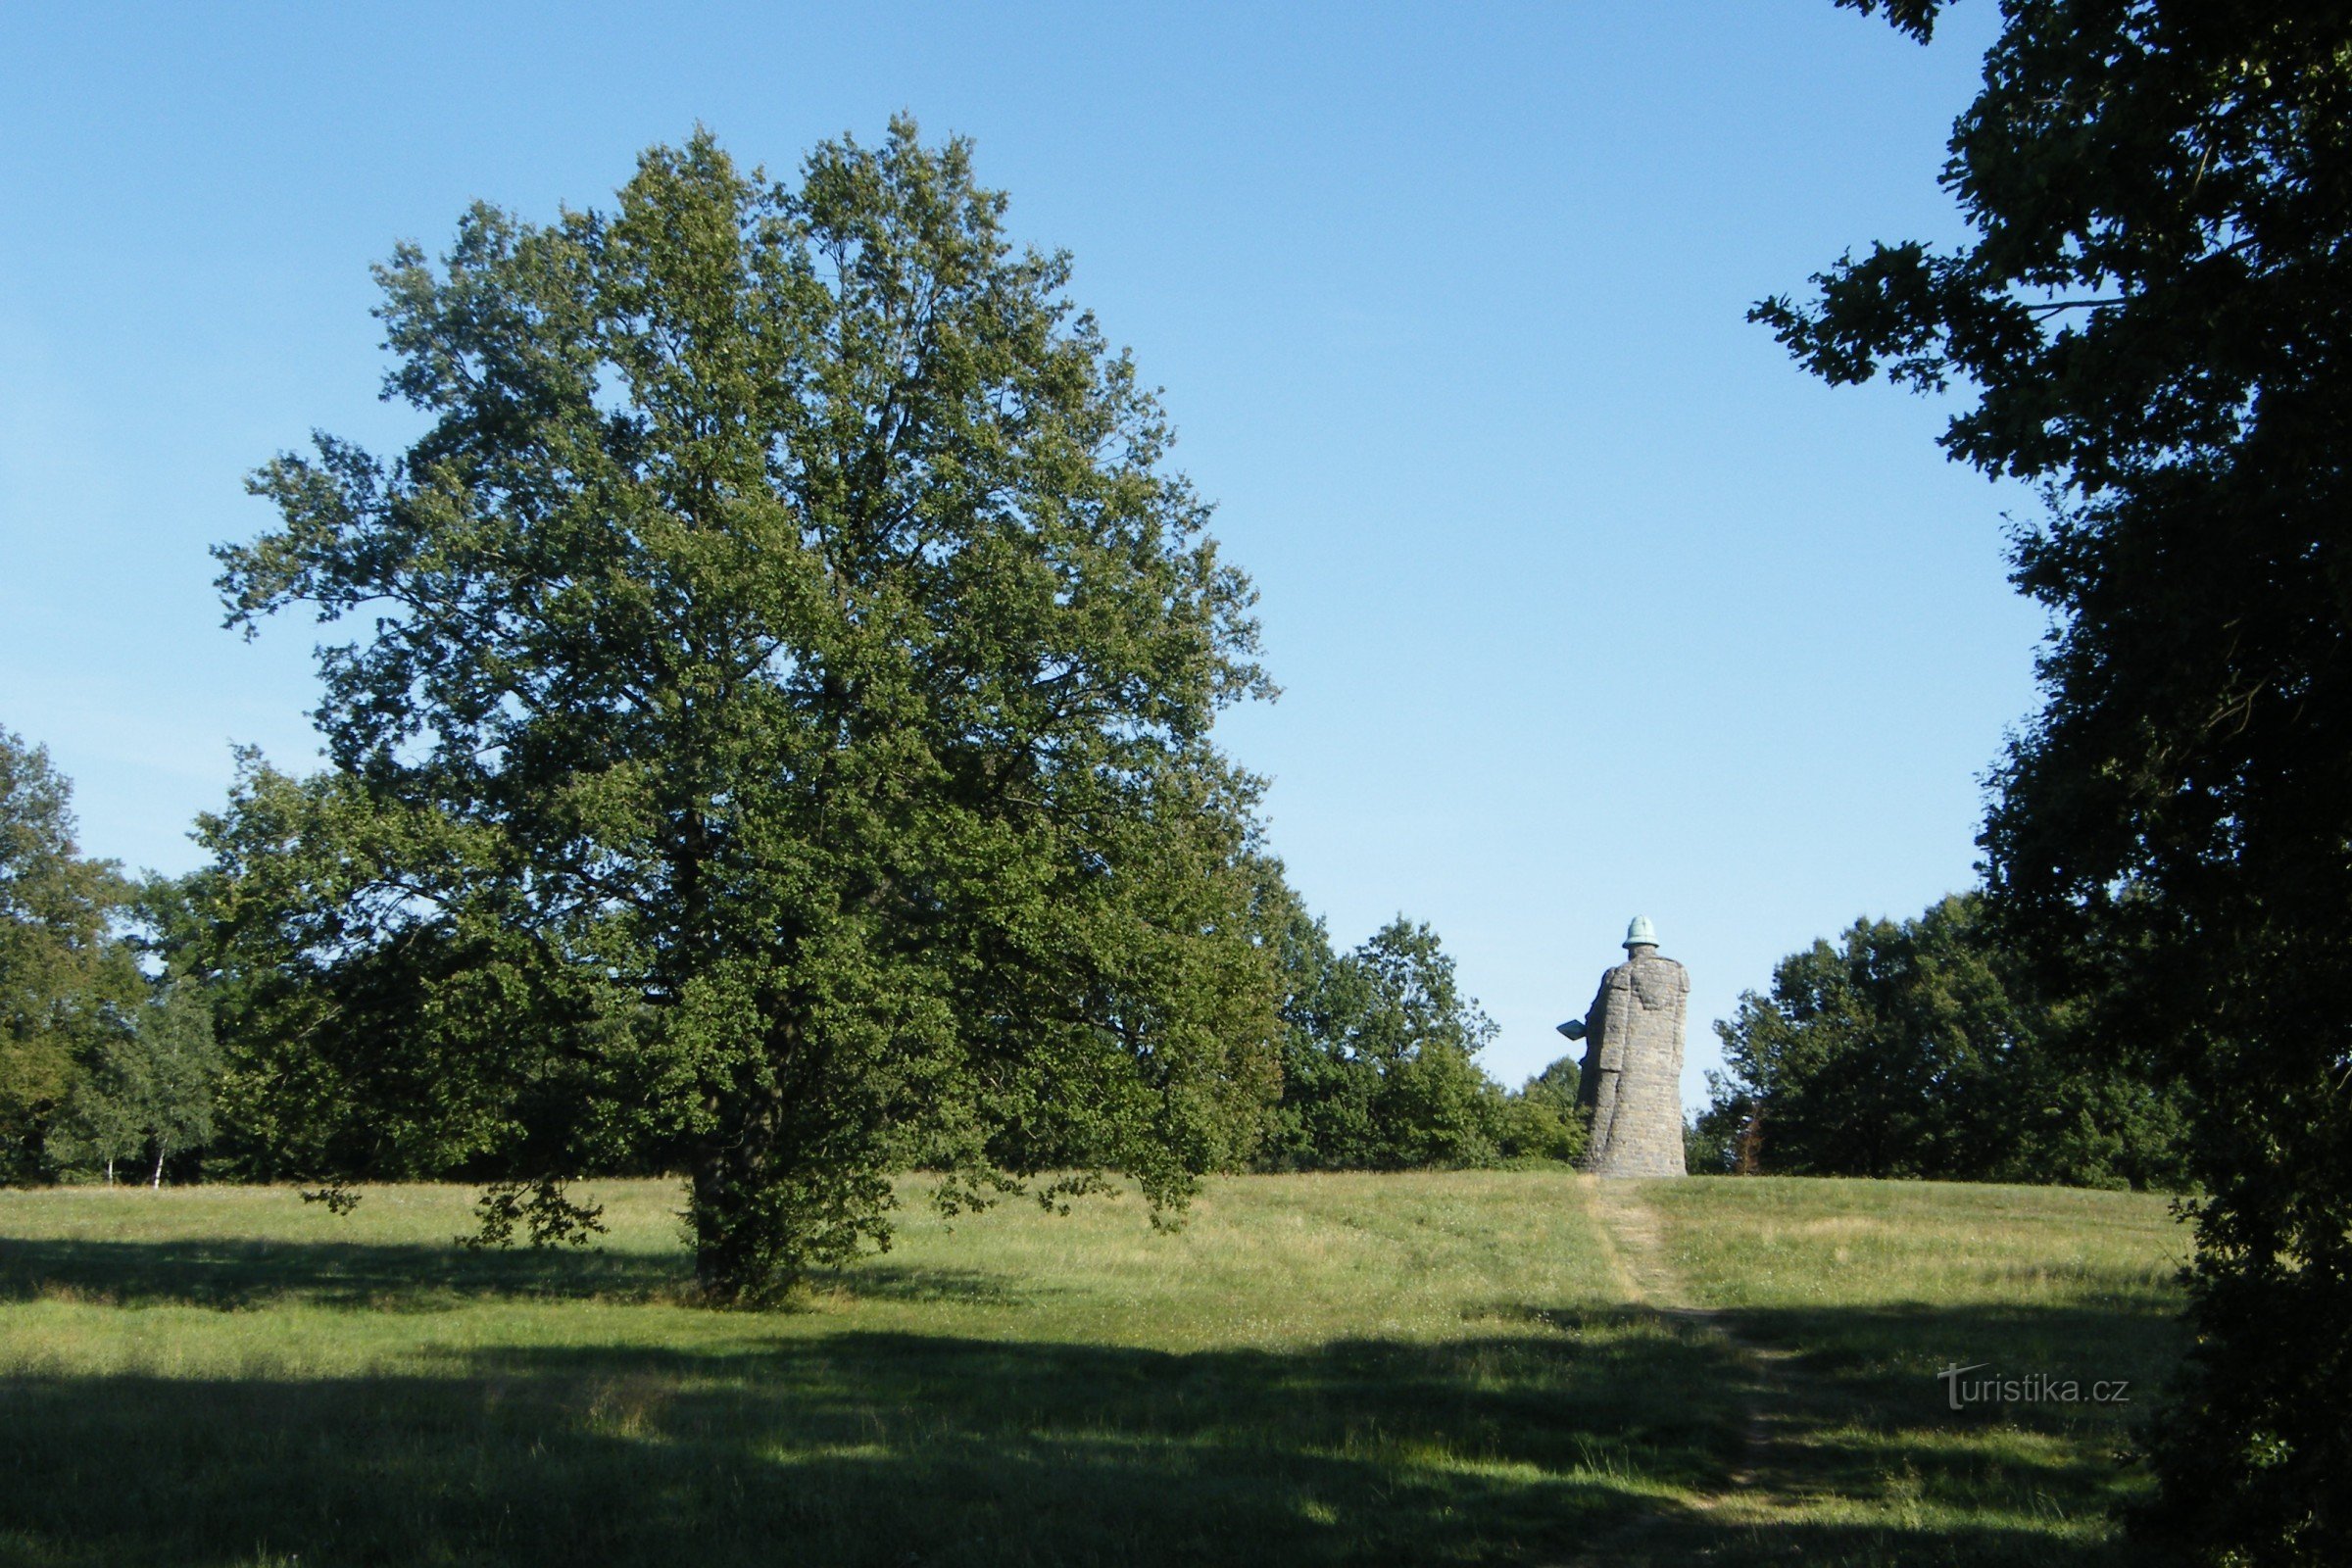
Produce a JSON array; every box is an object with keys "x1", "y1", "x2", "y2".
[{"x1": 1936, "y1": 1363, "x2": 2132, "y2": 1411}]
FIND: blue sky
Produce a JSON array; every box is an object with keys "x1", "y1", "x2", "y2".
[{"x1": 0, "y1": 1, "x2": 2039, "y2": 1102}]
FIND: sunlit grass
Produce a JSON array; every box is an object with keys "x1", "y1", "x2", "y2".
[
  {"x1": 0, "y1": 1173, "x2": 2185, "y2": 1566},
  {"x1": 1638, "y1": 1176, "x2": 2188, "y2": 1565}
]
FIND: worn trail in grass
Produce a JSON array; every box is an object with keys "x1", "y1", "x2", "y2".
[
  {"x1": 0, "y1": 1174, "x2": 2183, "y2": 1567},
  {"x1": 1601, "y1": 1177, "x2": 2190, "y2": 1566},
  {"x1": 1578, "y1": 1180, "x2": 1811, "y2": 1565}
]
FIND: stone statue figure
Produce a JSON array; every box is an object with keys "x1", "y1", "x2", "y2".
[{"x1": 1556, "y1": 915, "x2": 1689, "y2": 1178}]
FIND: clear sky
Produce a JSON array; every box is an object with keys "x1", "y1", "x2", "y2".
[{"x1": 0, "y1": 1, "x2": 2042, "y2": 1103}]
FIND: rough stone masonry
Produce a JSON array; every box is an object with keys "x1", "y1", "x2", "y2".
[{"x1": 1559, "y1": 916, "x2": 1688, "y2": 1178}]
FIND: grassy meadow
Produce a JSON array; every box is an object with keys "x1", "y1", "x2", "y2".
[{"x1": 0, "y1": 1173, "x2": 2185, "y2": 1567}]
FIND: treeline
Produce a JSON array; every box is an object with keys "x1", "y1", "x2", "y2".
[
  {"x1": 19, "y1": 714, "x2": 2196, "y2": 1198},
  {"x1": 0, "y1": 732, "x2": 219, "y2": 1186},
  {"x1": 1258, "y1": 900, "x2": 1585, "y2": 1171},
  {"x1": 1692, "y1": 893, "x2": 2191, "y2": 1191},
  {"x1": 3, "y1": 727, "x2": 1580, "y2": 1189},
  {"x1": 24, "y1": 715, "x2": 2204, "y2": 1196}
]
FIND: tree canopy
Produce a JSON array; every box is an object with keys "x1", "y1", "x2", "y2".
[
  {"x1": 1262, "y1": 911, "x2": 1501, "y2": 1170},
  {"x1": 46, "y1": 979, "x2": 220, "y2": 1188},
  {"x1": 1250, "y1": 894, "x2": 1584, "y2": 1172},
  {"x1": 1759, "y1": 5, "x2": 2352, "y2": 1560},
  {"x1": 1698, "y1": 892, "x2": 2189, "y2": 1189},
  {"x1": 218, "y1": 123, "x2": 1285, "y2": 1299},
  {"x1": 0, "y1": 726, "x2": 145, "y2": 1181}
]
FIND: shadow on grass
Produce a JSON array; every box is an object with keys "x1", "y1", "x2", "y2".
[
  {"x1": 1472, "y1": 1293, "x2": 2179, "y2": 1395},
  {"x1": 0, "y1": 1239, "x2": 2180, "y2": 1568},
  {"x1": 814, "y1": 1261, "x2": 1058, "y2": 1309},
  {"x1": 1690, "y1": 1298, "x2": 2182, "y2": 1568},
  {"x1": 0, "y1": 1235, "x2": 688, "y2": 1309},
  {"x1": 0, "y1": 1238, "x2": 1052, "y2": 1314}
]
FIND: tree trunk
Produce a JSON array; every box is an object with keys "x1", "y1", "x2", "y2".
[
  {"x1": 151, "y1": 1143, "x2": 166, "y2": 1191},
  {"x1": 689, "y1": 1147, "x2": 762, "y2": 1303},
  {"x1": 105, "y1": 1158, "x2": 114, "y2": 1186}
]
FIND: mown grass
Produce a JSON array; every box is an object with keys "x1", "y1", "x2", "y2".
[
  {"x1": 0, "y1": 1173, "x2": 2184, "y2": 1566},
  {"x1": 1639, "y1": 1177, "x2": 2191, "y2": 1565}
]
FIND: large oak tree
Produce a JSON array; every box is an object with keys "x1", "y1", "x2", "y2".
[{"x1": 219, "y1": 124, "x2": 1282, "y2": 1300}]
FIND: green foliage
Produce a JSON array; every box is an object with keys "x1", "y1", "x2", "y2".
[
  {"x1": 1500, "y1": 1054, "x2": 1588, "y2": 1166},
  {"x1": 159, "y1": 758, "x2": 620, "y2": 1189},
  {"x1": 1519, "y1": 1054, "x2": 1580, "y2": 1107},
  {"x1": 0, "y1": 725, "x2": 148, "y2": 1183},
  {"x1": 1257, "y1": 910, "x2": 1561, "y2": 1170},
  {"x1": 1681, "y1": 1114, "x2": 1735, "y2": 1177},
  {"x1": 46, "y1": 980, "x2": 222, "y2": 1186},
  {"x1": 1702, "y1": 894, "x2": 2189, "y2": 1190},
  {"x1": 1761, "y1": 7, "x2": 2352, "y2": 1558},
  {"x1": 216, "y1": 124, "x2": 1284, "y2": 1300}
]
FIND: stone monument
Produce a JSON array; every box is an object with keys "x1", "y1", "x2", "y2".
[{"x1": 1556, "y1": 916, "x2": 1689, "y2": 1178}]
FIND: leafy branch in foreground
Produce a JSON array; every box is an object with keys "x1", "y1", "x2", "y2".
[{"x1": 1764, "y1": 6, "x2": 2352, "y2": 1561}]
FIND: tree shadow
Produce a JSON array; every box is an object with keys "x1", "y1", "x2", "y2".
[
  {"x1": 1718, "y1": 1297, "x2": 2183, "y2": 1436},
  {"x1": 811, "y1": 1261, "x2": 1058, "y2": 1309},
  {"x1": 1690, "y1": 1297, "x2": 2182, "y2": 1566},
  {"x1": 0, "y1": 1238, "x2": 1057, "y2": 1315},
  {"x1": 0, "y1": 1235, "x2": 690, "y2": 1309},
  {"x1": 0, "y1": 1237, "x2": 2179, "y2": 1567},
  {"x1": 0, "y1": 1336, "x2": 1747, "y2": 1568}
]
